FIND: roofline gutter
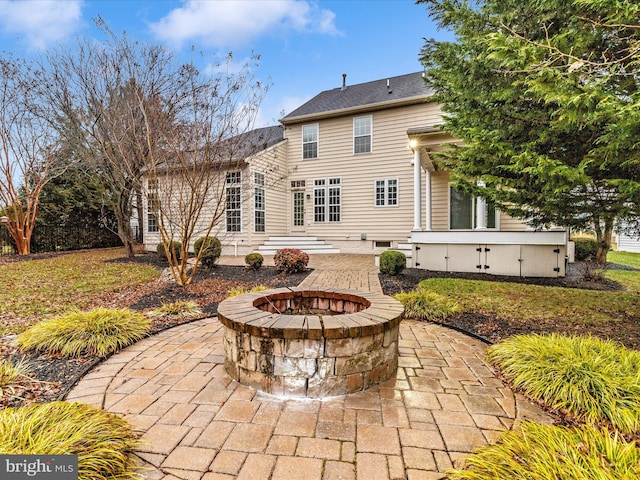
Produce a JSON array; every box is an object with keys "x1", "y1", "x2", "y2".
[{"x1": 280, "y1": 94, "x2": 434, "y2": 125}]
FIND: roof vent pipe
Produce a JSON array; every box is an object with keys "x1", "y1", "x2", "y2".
[{"x1": 341, "y1": 73, "x2": 347, "y2": 91}]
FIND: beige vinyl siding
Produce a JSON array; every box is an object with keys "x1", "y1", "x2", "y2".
[
  {"x1": 618, "y1": 233, "x2": 640, "y2": 253},
  {"x1": 143, "y1": 140, "x2": 289, "y2": 253},
  {"x1": 143, "y1": 171, "x2": 232, "y2": 252},
  {"x1": 284, "y1": 102, "x2": 442, "y2": 243},
  {"x1": 248, "y1": 140, "x2": 288, "y2": 241},
  {"x1": 430, "y1": 171, "x2": 450, "y2": 230},
  {"x1": 499, "y1": 212, "x2": 528, "y2": 231}
]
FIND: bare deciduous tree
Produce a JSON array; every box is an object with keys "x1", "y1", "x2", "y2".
[
  {"x1": 0, "y1": 56, "x2": 63, "y2": 255},
  {"x1": 143, "y1": 56, "x2": 270, "y2": 285},
  {"x1": 43, "y1": 19, "x2": 270, "y2": 283},
  {"x1": 42, "y1": 20, "x2": 182, "y2": 257}
]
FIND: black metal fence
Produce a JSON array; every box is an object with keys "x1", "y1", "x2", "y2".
[{"x1": 0, "y1": 222, "x2": 122, "y2": 256}]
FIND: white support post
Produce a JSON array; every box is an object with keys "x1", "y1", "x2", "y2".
[
  {"x1": 475, "y1": 180, "x2": 487, "y2": 230},
  {"x1": 425, "y1": 169, "x2": 432, "y2": 231},
  {"x1": 413, "y1": 148, "x2": 422, "y2": 231}
]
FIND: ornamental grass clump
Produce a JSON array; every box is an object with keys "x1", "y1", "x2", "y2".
[
  {"x1": 394, "y1": 288, "x2": 461, "y2": 321},
  {"x1": 0, "y1": 357, "x2": 31, "y2": 398},
  {"x1": 227, "y1": 285, "x2": 268, "y2": 298},
  {"x1": 147, "y1": 300, "x2": 202, "y2": 318},
  {"x1": 487, "y1": 334, "x2": 640, "y2": 434},
  {"x1": 447, "y1": 421, "x2": 640, "y2": 480},
  {"x1": 0, "y1": 401, "x2": 142, "y2": 480},
  {"x1": 17, "y1": 308, "x2": 151, "y2": 358}
]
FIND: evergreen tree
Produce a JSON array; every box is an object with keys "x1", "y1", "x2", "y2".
[{"x1": 419, "y1": 0, "x2": 640, "y2": 262}]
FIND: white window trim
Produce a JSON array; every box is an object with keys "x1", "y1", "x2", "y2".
[
  {"x1": 146, "y1": 178, "x2": 159, "y2": 233},
  {"x1": 226, "y1": 171, "x2": 242, "y2": 233},
  {"x1": 353, "y1": 115, "x2": 372, "y2": 155},
  {"x1": 448, "y1": 183, "x2": 499, "y2": 230},
  {"x1": 313, "y1": 177, "x2": 342, "y2": 223},
  {"x1": 374, "y1": 178, "x2": 399, "y2": 207},
  {"x1": 302, "y1": 123, "x2": 319, "y2": 159},
  {"x1": 254, "y1": 171, "x2": 265, "y2": 233}
]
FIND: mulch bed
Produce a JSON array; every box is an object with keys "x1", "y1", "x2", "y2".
[
  {"x1": 0, "y1": 254, "x2": 310, "y2": 409},
  {"x1": 379, "y1": 263, "x2": 640, "y2": 350},
  {"x1": 1, "y1": 254, "x2": 638, "y2": 411}
]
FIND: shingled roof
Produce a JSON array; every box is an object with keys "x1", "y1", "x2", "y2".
[{"x1": 281, "y1": 72, "x2": 433, "y2": 123}]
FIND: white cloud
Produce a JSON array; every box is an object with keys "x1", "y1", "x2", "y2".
[
  {"x1": 0, "y1": 0, "x2": 83, "y2": 50},
  {"x1": 149, "y1": 0, "x2": 340, "y2": 48}
]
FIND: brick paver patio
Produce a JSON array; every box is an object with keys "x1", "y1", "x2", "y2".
[{"x1": 67, "y1": 255, "x2": 551, "y2": 479}]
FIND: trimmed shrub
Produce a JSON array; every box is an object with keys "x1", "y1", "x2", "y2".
[
  {"x1": 274, "y1": 248, "x2": 309, "y2": 273},
  {"x1": 394, "y1": 288, "x2": 461, "y2": 321},
  {"x1": 447, "y1": 422, "x2": 640, "y2": 480},
  {"x1": 245, "y1": 252, "x2": 264, "y2": 270},
  {"x1": 573, "y1": 237, "x2": 598, "y2": 261},
  {"x1": 487, "y1": 334, "x2": 640, "y2": 434},
  {"x1": 0, "y1": 401, "x2": 142, "y2": 480},
  {"x1": 157, "y1": 240, "x2": 182, "y2": 262},
  {"x1": 17, "y1": 308, "x2": 151, "y2": 358},
  {"x1": 379, "y1": 250, "x2": 406, "y2": 276},
  {"x1": 194, "y1": 236, "x2": 222, "y2": 268}
]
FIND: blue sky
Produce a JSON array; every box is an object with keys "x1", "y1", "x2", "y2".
[{"x1": 0, "y1": 0, "x2": 453, "y2": 126}]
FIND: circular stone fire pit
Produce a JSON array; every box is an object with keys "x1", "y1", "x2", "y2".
[{"x1": 217, "y1": 288, "x2": 404, "y2": 398}]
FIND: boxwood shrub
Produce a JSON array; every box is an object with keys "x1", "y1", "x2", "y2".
[
  {"x1": 573, "y1": 237, "x2": 598, "y2": 261},
  {"x1": 157, "y1": 240, "x2": 182, "y2": 262},
  {"x1": 245, "y1": 252, "x2": 264, "y2": 270},
  {"x1": 194, "y1": 236, "x2": 222, "y2": 267},
  {"x1": 379, "y1": 250, "x2": 406, "y2": 276}
]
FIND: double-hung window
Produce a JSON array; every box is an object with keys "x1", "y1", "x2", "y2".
[
  {"x1": 314, "y1": 178, "x2": 341, "y2": 222},
  {"x1": 375, "y1": 179, "x2": 398, "y2": 207},
  {"x1": 353, "y1": 116, "x2": 372, "y2": 154},
  {"x1": 147, "y1": 179, "x2": 159, "y2": 233},
  {"x1": 254, "y1": 172, "x2": 265, "y2": 233},
  {"x1": 302, "y1": 124, "x2": 318, "y2": 159},
  {"x1": 226, "y1": 171, "x2": 242, "y2": 232}
]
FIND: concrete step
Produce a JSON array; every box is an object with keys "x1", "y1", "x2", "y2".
[
  {"x1": 257, "y1": 247, "x2": 341, "y2": 255},
  {"x1": 262, "y1": 240, "x2": 329, "y2": 246},
  {"x1": 267, "y1": 236, "x2": 318, "y2": 242},
  {"x1": 256, "y1": 236, "x2": 340, "y2": 255}
]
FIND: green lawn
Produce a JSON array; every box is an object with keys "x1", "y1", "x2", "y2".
[
  {"x1": 416, "y1": 251, "x2": 640, "y2": 327},
  {"x1": 0, "y1": 248, "x2": 159, "y2": 335}
]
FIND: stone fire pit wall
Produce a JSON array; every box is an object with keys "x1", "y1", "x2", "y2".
[{"x1": 217, "y1": 288, "x2": 404, "y2": 398}]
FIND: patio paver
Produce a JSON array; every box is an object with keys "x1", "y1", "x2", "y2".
[{"x1": 66, "y1": 254, "x2": 552, "y2": 479}]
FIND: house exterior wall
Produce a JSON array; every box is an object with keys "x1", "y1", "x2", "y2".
[
  {"x1": 143, "y1": 140, "x2": 289, "y2": 256},
  {"x1": 283, "y1": 102, "x2": 442, "y2": 253},
  {"x1": 618, "y1": 233, "x2": 640, "y2": 253}
]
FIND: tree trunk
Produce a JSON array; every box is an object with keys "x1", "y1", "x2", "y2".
[
  {"x1": 136, "y1": 189, "x2": 144, "y2": 245},
  {"x1": 114, "y1": 205, "x2": 135, "y2": 257},
  {"x1": 595, "y1": 221, "x2": 613, "y2": 264},
  {"x1": 112, "y1": 190, "x2": 136, "y2": 257}
]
